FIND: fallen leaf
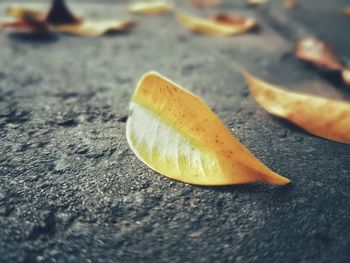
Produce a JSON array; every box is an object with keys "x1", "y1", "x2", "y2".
[
  {"x1": 54, "y1": 20, "x2": 137, "y2": 37},
  {"x1": 241, "y1": 69, "x2": 350, "y2": 144},
  {"x1": 7, "y1": 6, "x2": 43, "y2": 21},
  {"x1": 190, "y1": 0, "x2": 222, "y2": 9},
  {"x1": 2, "y1": 0, "x2": 136, "y2": 36},
  {"x1": 296, "y1": 37, "x2": 350, "y2": 87},
  {"x1": 284, "y1": 0, "x2": 298, "y2": 10},
  {"x1": 246, "y1": 0, "x2": 268, "y2": 6},
  {"x1": 176, "y1": 12, "x2": 256, "y2": 36},
  {"x1": 128, "y1": 1, "x2": 173, "y2": 15},
  {"x1": 126, "y1": 72, "x2": 290, "y2": 185},
  {"x1": 2, "y1": 6, "x2": 49, "y2": 32},
  {"x1": 342, "y1": 6, "x2": 350, "y2": 16},
  {"x1": 0, "y1": 18, "x2": 49, "y2": 33},
  {"x1": 296, "y1": 37, "x2": 343, "y2": 71}
]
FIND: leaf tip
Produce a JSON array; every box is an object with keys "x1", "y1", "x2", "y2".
[{"x1": 265, "y1": 172, "x2": 291, "y2": 185}]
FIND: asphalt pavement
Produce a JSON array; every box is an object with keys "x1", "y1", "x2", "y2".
[{"x1": 0, "y1": 0, "x2": 349, "y2": 262}]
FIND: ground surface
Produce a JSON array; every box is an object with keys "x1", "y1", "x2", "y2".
[{"x1": 0, "y1": 0, "x2": 350, "y2": 262}]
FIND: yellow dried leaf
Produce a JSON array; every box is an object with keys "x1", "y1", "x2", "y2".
[
  {"x1": 126, "y1": 72, "x2": 290, "y2": 186},
  {"x1": 176, "y1": 12, "x2": 256, "y2": 36},
  {"x1": 190, "y1": 0, "x2": 222, "y2": 9},
  {"x1": 241, "y1": 70, "x2": 350, "y2": 144},
  {"x1": 1, "y1": 0, "x2": 136, "y2": 36},
  {"x1": 128, "y1": 1, "x2": 173, "y2": 15},
  {"x1": 54, "y1": 20, "x2": 137, "y2": 37}
]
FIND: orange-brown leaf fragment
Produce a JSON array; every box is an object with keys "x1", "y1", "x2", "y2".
[
  {"x1": 295, "y1": 37, "x2": 343, "y2": 71},
  {"x1": 190, "y1": 0, "x2": 222, "y2": 9},
  {"x1": 126, "y1": 72, "x2": 290, "y2": 185},
  {"x1": 176, "y1": 12, "x2": 256, "y2": 36},
  {"x1": 342, "y1": 6, "x2": 350, "y2": 15},
  {"x1": 241, "y1": 70, "x2": 350, "y2": 144},
  {"x1": 128, "y1": 1, "x2": 173, "y2": 15}
]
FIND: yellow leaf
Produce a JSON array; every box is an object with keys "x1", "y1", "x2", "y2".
[
  {"x1": 176, "y1": 12, "x2": 256, "y2": 36},
  {"x1": 126, "y1": 72, "x2": 290, "y2": 186},
  {"x1": 241, "y1": 70, "x2": 350, "y2": 144},
  {"x1": 128, "y1": 1, "x2": 173, "y2": 15},
  {"x1": 53, "y1": 20, "x2": 137, "y2": 37}
]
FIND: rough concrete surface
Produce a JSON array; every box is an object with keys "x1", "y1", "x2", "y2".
[{"x1": 0, "y1": 0, "x2": 349, "y2": 262}]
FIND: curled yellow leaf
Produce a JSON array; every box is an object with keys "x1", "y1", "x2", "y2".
[
  {"x1": 176, "y1": 12, "x2": 256, "y2": 36},
  {"x1": 128, "y1": 1, "x2": 173, "y2": 15},
  {"x1": 242, "y1": 70, "x2": 350, "y2": 144},
  {"x1": 126, "y1": 72, "x2": 290, "y2": 186}
]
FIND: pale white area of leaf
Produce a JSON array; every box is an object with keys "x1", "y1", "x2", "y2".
[{"x1": 126, "y1": 102, "x2": 220, "y2": 183}]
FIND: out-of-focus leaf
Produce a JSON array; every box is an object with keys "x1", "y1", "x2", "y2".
[
  {"x1": 190, "y1": 0, "x2": 222, "y2": 9},
  {"x1": 296, "y1": 37, "x2": 350, "y2": 87},
  {"x1": 241, "y1": 69, "x2": 350, "y2": 144},
  {"x1": 342, "y1": 6, "x2": 350, "y2": 16},
  {"x1": 7, "y1": 6, "x2": 43, "y2": 21},
  {"x1": 128, "y1": 1, "x2": 173, "y2": 15},
  {"x1": 2, "y1": 6, "x2": 49, "y2": 32},
  {"x1": 342, "y1": 69, "x2": 350, "y2": 86},
  {"x1": 1, "y1": 0, "x2": 137, "y2": 36},
  {"x1": 126, "y1": 72, "x2": 290, "y2": 185},
  {"x1": 284, "y1": 0, "x2": 297, "y2": 10},
  {"x1": 246, "y1": 0, "x2": 268, "y2": 6},
  {"x1": 176, "y1": 12, "x2": 256, "y2": 36},
  {"x1": 54, "y1": 20, "x2": 137, "y2": 36},
  {"x1": 296, "y1": 37, "x2": 343, "y2": 71}
]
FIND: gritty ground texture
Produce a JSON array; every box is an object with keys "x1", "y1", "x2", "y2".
[{"x1": 0, "y1": 0, "x2": 350, "y2": 262}]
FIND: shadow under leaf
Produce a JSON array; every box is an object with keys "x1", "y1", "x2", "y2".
[{"x1": 8, "y1": 32, "x2": 59, "y2": 44}]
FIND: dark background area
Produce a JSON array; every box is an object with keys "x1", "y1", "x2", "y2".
[{"x1": 0, "y1": 0, "x2": 349, "y2": 262}]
